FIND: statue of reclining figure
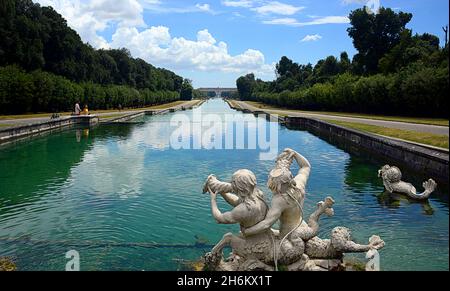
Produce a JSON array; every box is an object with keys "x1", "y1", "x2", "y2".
[{"x1": 378, "y1": 165, "x2": 437, "y2": 201}]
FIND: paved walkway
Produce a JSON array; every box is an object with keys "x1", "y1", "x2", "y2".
[
  {"x1": 0, "y1": 100, "x2": 201, "y2": 129},
  {"x1": 236, "y1": 101, "x2": 449, "y2": 136}
]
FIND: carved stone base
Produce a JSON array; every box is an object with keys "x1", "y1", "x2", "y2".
[
  {"x1": 204, "y1": 253, "x2": 274, "y2": 271},
  {"x1": 304, "y1": 259, "x2": 343, "y2": 271},
  {"x1": 203, "y1": 252, "x2": 344, "y2": 272}
]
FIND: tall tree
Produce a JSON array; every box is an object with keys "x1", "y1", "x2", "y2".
[
  {"x1": 236, "y1": 73, "x2": 256, "y2": 100},
  {"x1": 379, "y1": 31, "x2": 442, "y2": 73},
  {"x1": 180, "y1": 79, "x2": 193, "y2": 101},
  {"x1": 348, "y1": 7, "x2": 412, "y2": 74},
  {"x1": 313, "y1": 56, "x2": 340, "y2": 83},
  {"x1": 0, "y1": 0, "x2": 184, "y2": 92},
  {"x1": 276, "y1": 56, "x2": 299, "y2": 78},
  {"x1": 0, "y1": 0, "x2": 186, "y2": 114},
  {"x1": 338, "y1": 52, "x2": 351, "y2": 73}
]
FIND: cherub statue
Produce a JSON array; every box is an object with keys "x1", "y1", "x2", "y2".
[{"x1": 378, "y1": 165, "x2": 437, "y2": 201}]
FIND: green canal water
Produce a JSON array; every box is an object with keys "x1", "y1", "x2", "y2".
[{"x1": 0, "y1": 99, "x2": 448, "y2": 271}]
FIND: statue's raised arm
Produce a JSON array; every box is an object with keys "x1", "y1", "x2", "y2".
[
  {"x1": 203, "y1": 174, "x2": 239, "y2": 207},
  {"x1": 284, "y1": 148, "x2": 311, "y2": 191}
]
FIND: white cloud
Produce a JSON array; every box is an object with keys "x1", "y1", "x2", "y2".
[
  {"x1": 262, "y1": 18, "x2": 298, "y2": 25},
  {"x1": 341, "y1": 0, "x2": 367, "y2": 4},
  {"x1": 35, "y1": 0, "x2": 146, "y2": 48},
  {"x1": 263, "y1": 16, "x2": 350, "y2": 26},
  {"x1": 301, "y1": 34, "x2": 322, "y2": 42},
  {"x1": 140, "y1": 1, "x2": 217, "y2": 14},
  {"x1": 341, "y1": 0, "x2": 381, "y2": 14},
  {"x1": 83, "y1": 0, "x2": 144, "y2": 26},
  {"x1": 232, "y1": 12, "x2": 245, "y2": 17},
  {"x1": 141, "y1": 0, "x2": 161, "y2": 4},
  {"x1": 110, "y1": 27, "x2": 274, "y2": 76},
  {"x1": 35, "y1": 0, "x2": 274, "y2": 80},
  {"x1": 222, "y1": 0, "x2": 254, "y2": 8},
  {"x1": 251, "y1": 1, "x2": 304, "y2": 15},
  {"x1": 196, "y1": 3, "x2": 212, "y2": 13},
  {"x1": 303, "y1": 16, "x2": 350, "y2": 25},
  {"x1": 197, "y1": 29, "x2": 217, "y2": 44}
]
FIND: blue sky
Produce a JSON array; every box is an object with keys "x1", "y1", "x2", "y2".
[{"x1": 36, "y1": 0, "x2": 449, "y2": 88}]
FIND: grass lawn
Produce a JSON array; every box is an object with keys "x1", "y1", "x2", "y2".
[
  {"x1": 244, "y1": 101, "x2": 449, "y2": 127},
  {"x1": 0, "y1": 100, "x2": 198, "y2": 121},
  {"x1": 226, "y1": 99, "x2": 241, "y2": 109},
  {"x1": 0, "y1": 112, "x2": 72, "y2": 120},
  {"x1": 0, "y1": 123, "x2": 15, "y2": 128},
  {"x1": 324, "y1": 119, "x2": 449, "y2": 149}
]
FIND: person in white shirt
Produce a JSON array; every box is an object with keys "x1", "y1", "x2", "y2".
[{"x1": 74, "y1": 102, "x2": 81, "y2": 115}]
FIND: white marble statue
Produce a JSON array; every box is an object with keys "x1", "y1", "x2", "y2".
[
  {"x1": 203, "y1": 149, "x2": 385, "y2": 271},
  {"x1": 378, "y1": 165, "x2": 437, "y2": 201}
]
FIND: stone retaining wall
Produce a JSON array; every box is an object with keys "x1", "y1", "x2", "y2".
[
  {"x1": 285, "y1": 116, "x2": 449, "y2": 181},
  {"x1": 0, "y1": 115, "x2": 99, "y2": 145}
]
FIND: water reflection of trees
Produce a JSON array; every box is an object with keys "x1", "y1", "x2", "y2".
[
  {"x1": 376, "y1": 191, "x2": 435, "y2": 215},
  {"x1": 89, "y1": 124, "x2": 135, "y2": 141},
  {"x1": 0, "y1": 124, "x2": 135, "y2": 213}
]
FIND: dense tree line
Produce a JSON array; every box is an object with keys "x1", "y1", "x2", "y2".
[
  {"x1": 236, "y1": 7, "x2": 449, "y2": 117},
  {"x1": 0, "y1": 66, "x2": 181, "y2": 114},
  {"x1": 0, "y1": 0, "x2": 192, "y2": 114}
]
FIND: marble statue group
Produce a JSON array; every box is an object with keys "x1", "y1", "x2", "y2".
[{"x1": 202, "y1": 149, "x2": 386, "y2": 271}]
